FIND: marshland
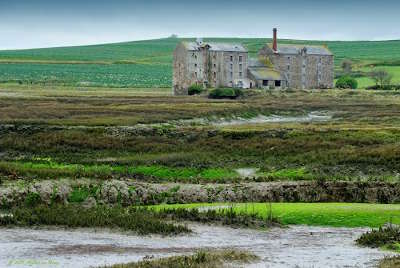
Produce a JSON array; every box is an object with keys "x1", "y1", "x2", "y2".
[{"x1": 1, "y1": 32, "x2": 400, "y2": 267}]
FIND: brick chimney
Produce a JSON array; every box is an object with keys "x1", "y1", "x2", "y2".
[{"x1": 272, "y1": 28, "x2": 278, "y2": 52}]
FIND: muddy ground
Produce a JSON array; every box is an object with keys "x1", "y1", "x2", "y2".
[{"x1": 1, "y1": 224, "x2": 389, "y2": 268}]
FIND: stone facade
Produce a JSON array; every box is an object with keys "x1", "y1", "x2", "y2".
[
  {"x1": 173, "y1": 30, "x2": 334, "y2": 95},
  {"x1": 173, "y1": 40, "x2": 248, "y2": 95},
  {"x1": 258, "y1": 43, "x2": 334, "y2": 89}
]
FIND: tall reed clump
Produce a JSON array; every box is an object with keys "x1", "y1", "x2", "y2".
[{"x1": 356, "y1": 225, "x2": 400, "y2": 250}]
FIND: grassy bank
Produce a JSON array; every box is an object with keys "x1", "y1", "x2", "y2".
[
  {"x1": 150, "y1": 203, "x2": 400, "y2": 228},
  {"x1": 100, "y1": 249, "x2": 259, "y2": 268}
]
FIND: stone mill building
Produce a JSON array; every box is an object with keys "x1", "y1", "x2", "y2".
[{"x1": 173, "y1": 29, "x2": 334, "y2": 95}]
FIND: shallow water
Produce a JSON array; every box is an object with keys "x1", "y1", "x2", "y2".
[
  {"x1": 1, "y1": 224, "x2": 390, "y2": 268},
  {"x1": 212, "y1": 111, "x2": 333, "y2": 126}
]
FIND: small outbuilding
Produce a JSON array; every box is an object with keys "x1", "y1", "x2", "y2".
[{"x1": 248, "y1": 67, "x2": 286, "y2": 89}]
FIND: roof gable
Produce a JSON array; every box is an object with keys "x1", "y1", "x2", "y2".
[
  {"x1": 267, "y1": 44, "x2": 333, "y2": 56},
  {"x1": 182, "y1": 41, "x2": 247, "y2": 53},
  {"x1": 248, "y1": 67, "x2": 285, "y2": 81}
]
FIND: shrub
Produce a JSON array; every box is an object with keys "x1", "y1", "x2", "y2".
[
  {"x1": 188, "y1": 84, "x2": 203, "y2": 95},
  {"x1": 366, "y1": 85, "x2": 400, "y2": 91},
  {"x1": 336, "y1": 76, "x2": 358, "y2": 89},
  {"x1": 208, "y1": 88, "x2": 243, "y2": 99}
]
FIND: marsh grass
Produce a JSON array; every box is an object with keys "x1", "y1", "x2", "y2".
[
  {"x1": 100, "y1": 249, "x2": 259, "y2": 268},
  {"x1": 356, "y1": 225, "x2": 400, "y2": 250},
  {"x1": 0, "y1": 205, "x2": 190, "y2": 235},
  {"x1": 0, "y1": 205, "x2": 278, "y2": 234},
  {"x1": 1, "y1": 88, "x2": 400, "y2": 183},
  {"x1": 158, "y1": 207, "x2": 280, "y2": 228}
]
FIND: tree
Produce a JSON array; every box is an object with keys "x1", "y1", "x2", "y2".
[
  {"x1": 370, "y1": 69, "x2": 393, "y2": 87},
  {"x1": 341, "y1": 59, "x2": 353, "y2": 74}
]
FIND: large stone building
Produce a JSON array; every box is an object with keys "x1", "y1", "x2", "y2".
[
  {"x1": 173, "y1": 29, "x2": 334, "y2": 95},
  {"x1": 173, "y1": 39, "x2": 249, "y2": 95}
]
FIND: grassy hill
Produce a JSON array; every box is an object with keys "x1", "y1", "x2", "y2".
[{"x1": 0, "y1": 38, "x2": 399, "y2": 88}]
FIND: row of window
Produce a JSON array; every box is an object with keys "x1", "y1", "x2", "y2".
[
  {"x1": 194, "y1": 71, "x2": 243, "y2": 79},
  {"x1": 230, "y1": 55, "x2": 243, "y2": 62},
  {"x1": 193, "y1": 63, "x2": 243, "y2": 71}
]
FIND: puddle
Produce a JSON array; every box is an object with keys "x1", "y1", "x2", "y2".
[
  {"x1": 236, "y1": 168, "x2": 258, "y2": 177},
  {"x1": 1, "y1": 225, "x2": 389, "y2": 268}
]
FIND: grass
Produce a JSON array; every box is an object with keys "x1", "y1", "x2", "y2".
[
  {"x1": 0, "y1": 205, "x2": 278, "y2": 233},
  {"x1": 0, "y1": 37, "x2": 399, "y2": 88},
  {"x1": 150, "y1": 203, "x2": 400, "y2": 228},
  {"x1": 0, "y1": 161, "x2": 237, "y2": 182},
  {"x1": 0, "y1": 205, "x2": 191, "y2": 235},
  {"x1": 99, "y1": 249, "x2": 259, "y2": 268}
]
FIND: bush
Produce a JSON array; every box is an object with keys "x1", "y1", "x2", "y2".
[
  {"x1": 366, "y1": 84, "x2": 400, "y2": 91},
  {"x1": 336, "y1": 76, "x2": 358, "y2": 89},
  {"x1": 208, "y1": 88, "x2": 243, "y2": 99},
  {"x1": 188, "y1": 84, "x2": 203, "y2": 95}
]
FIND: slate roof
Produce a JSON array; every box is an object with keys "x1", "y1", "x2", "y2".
[
  {"x1": 267, "y1": 44, "x2": 333, "y2": 56},
  {"x1": 248, "y1": 58, "x2": 265, "y2": 67},
  {"x1": 248, "y1": 67, "x2": 285, "y2": 81},
  {"x1": 182, "y1": 42, "x2": 247, "y2": 52}
]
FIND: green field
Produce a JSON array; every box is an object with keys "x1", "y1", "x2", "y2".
[
  {"x1": 151, "y1": 203, "x2": 400, "y2": 228},
  {"x1": 0, "y1": 38, "x2": 399, "y2": 88}
]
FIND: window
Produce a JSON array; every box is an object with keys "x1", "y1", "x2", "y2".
[
  {"x1": 230, "y1": 72, "x2": 233, "y2": 79},
  {"x1": 239, "y1": 64, "x2": 243, "y2": 71},
  {"x1": 195, "y1": 54, "x2": 197, "y2": 59},
  {"x1": 230, "y1": 55, "x2": 233, "y2": 61},
  {"x1": 287, "y1": 65, "x2": 290, "y2": 71},
  {"x1": 230, "y1": 63, "x2": 233, "y2": 70},
  {"x1": 213, "y1": 72, "x2": 216, "y2": 79},
  {"x1": 263, "y1": 80, "x2": 268, "y2": 86},
  {"x1": 275, "y1": 80, "x2": 281, "y2": 87},
  {"x1": 287, "y1": 56, "x2": 290, "y2": 61},
  {"x1": 195, "y1": 63, "x2": 197, "y2": 67},
  {"x1": 239, "y1": 72, "x2": 243, "y2": 78},
  {"x1": 239, "y1": 56, "x2": 243, "y2": 62},
  {"x1": 213, "y1": 63, "x2": 216, "y2": 68},
  {"x1": 195, "y1": 72, "x2": 197, "y2": 78}
]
